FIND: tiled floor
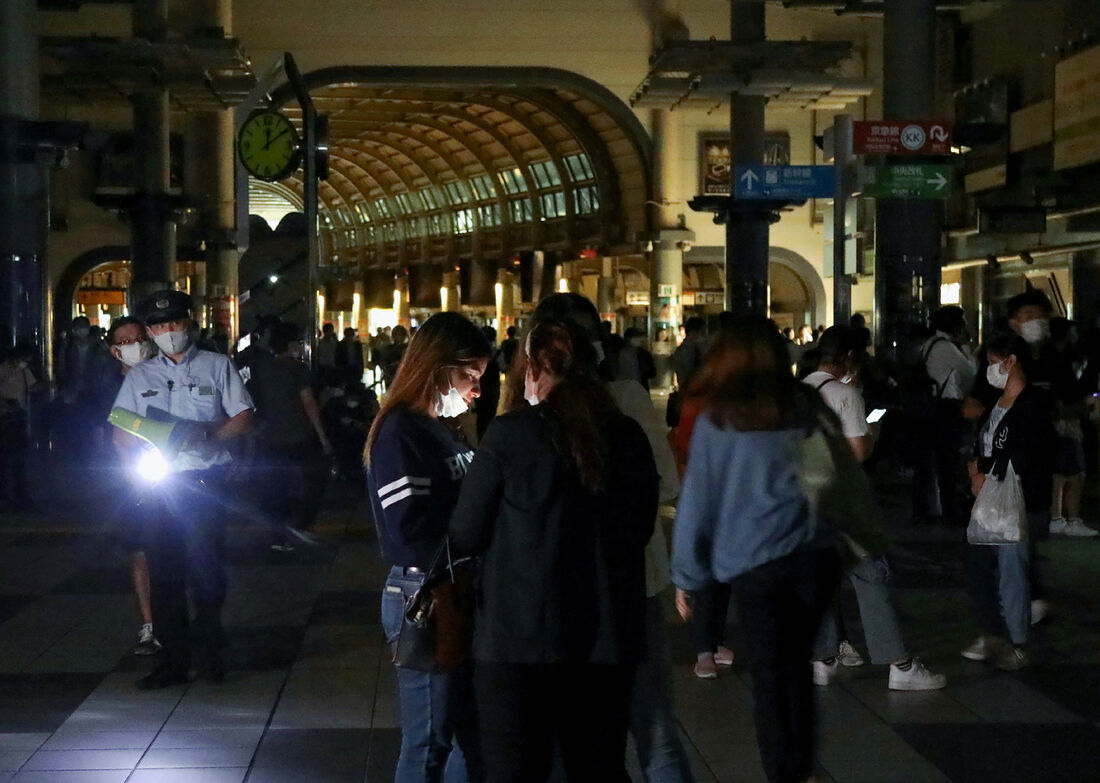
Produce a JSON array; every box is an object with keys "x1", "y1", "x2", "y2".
[{"x1": 2, "y1": 452, "x2": 1100, "y2": 782}]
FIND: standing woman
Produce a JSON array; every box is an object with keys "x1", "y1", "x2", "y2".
[
  {"x1": 449, "y1": 318, "x2": 658, "y2": 783},
  {"x1": 365, "y1": 312, "x2": 491, "y2": 783},
  {"x1": 962, "y1": 331, "x2": 1054, "y2": 671},
  {"x1": 671, "y1": 316, "x2": 841, "y2": 783}
]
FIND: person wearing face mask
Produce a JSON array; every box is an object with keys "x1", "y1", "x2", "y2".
[
  {"x1": 365, "y1": 312, "x2": 491, "y2": 783},
  {"x1": 112, "y1": 290, "x2": 254, "y2": 689},
  {"x1": 803, "y1": 326, "x2": 875, "y2": 462},
  {"x1": 105, "y1": 316, "x2": 161, "y2": 656},
  {"x1": 963, "y1": 332, "x2": 1055, "y2": 671},
  {"x1": 449, "y1": 316, "x2": 658, "y2": 783},
  {"x1": 249, "y1": 321, "x2": 333, "y2": 551}
]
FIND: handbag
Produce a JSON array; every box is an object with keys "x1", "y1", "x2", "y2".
[
  {"x1": 967, "y1": 462, "x2": 1028, "y2": 545},
  {"x1": 796, "y1": 402, "x2": 889, "y2": 560},
  {"x1": 393, "y1": 538, "x2": 476, "y2": 673}
]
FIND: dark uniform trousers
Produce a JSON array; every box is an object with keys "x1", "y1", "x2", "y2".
[{"x1": 144, "y1": 470, "x2": 228, "y2": 674}]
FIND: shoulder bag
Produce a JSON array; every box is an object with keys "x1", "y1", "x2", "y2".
[{"x1": 393, "y1": 538, "x2": 476, "y2": 673}]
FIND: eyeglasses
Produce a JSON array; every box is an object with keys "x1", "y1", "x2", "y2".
[{"x1": 112, "y1": 337, "x2": 149, "y2": 347}]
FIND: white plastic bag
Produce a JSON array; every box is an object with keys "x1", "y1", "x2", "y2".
[{"x1": 967, "y1": 461, "x2": 1028, "y2": 545}]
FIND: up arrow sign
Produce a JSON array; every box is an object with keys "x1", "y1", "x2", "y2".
[
  {"x1": 740, "y1": 168, "x2": 760, "y2": 190},
  {"x1": 927, "y1": 171, "x2": 948, "y2": 191}
]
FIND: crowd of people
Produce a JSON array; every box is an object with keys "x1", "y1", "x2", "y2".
[{"x1": 1, "y1": 283, "x2": 1096, "y2": 782}]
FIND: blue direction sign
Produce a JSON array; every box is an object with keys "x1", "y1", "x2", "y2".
[{"x1": 734, "y1": 165, "x2": 835, "y2": 200}]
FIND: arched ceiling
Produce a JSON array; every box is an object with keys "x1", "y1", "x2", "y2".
[{"x1": 266, "y1": 66, "x2": 653, "y2": 272}]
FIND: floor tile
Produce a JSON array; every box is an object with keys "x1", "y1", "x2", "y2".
[
  {"x1": 137, "y1": 746, "x2": 256, "y2": 768},
  {"x1": 251, "y1": 729, "x2": 370, "y2": 776},
  {"x1": 294, "y1": 625, "x2": 382, "y2": 670},
  {"x1": 895, "y1": 722, "x2": 1100, "y2": 783},
  {"x1": 149, "y1": 728, "x2": 264, "y2": 750},
  {"x1": 0, "y1": 674, "x2": 104, "y2": 733},
  {"x1": 0, "y1": 737, "x2": 47, "y2": 753},
  {"x1": 162, "y1": 671, "x2": 284, "y2": 730},
  {"x1": 126, "y1": 769, "x2": 247, "y2": 783},
  {"x1": 21, "y1": 749, "x2": 143, "y2": 770},
  {"x1": 269, "y1": 669, "x2": 376, "y2": 729},
  {"x1": 9, "y1": 772, "x2": 130, "y2": 783},
  {"x1": 39, "y1": 730, "x2": 156, "y2": 751},
  {"x1": 223, "y1": 626, "x2": 307, "y2": 671},
  {"x1": 0, "y1": 750, "x2": 33, "y2": 772},
  {"x1": 307, "y1": 590, "x2": 379, "y2": 626}
]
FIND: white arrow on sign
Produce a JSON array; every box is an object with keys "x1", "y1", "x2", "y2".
[
  {"x1": 926, "y1": 172, "x2": 948, "y2": 191},
  {"x1": 740, "y1": 169, "x2": 760, "y2": 190}
]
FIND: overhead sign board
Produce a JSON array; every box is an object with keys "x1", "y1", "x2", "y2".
[
  {"x1": 853, "y1": 121, "x2": 952, "y2": 156},
  {"x1": 1054, "y1": 45, "x2": 1100, "y2": 170},
  {"x1": 733, "y1": 165, "x2": 834, "y2": 200},
  {"x1": 861, "y1": 164, "x2": 952, "y2": 199}
]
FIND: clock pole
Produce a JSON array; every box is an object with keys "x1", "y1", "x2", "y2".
[{"x1": 284, "y1": 53, "x2": 326, "y2": 365}]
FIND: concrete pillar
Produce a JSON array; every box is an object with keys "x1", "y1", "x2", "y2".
[
  {"x1": 0, "y1": 0, "x2": 48, "y2": 359},
  {"x1": 441, "y1": 270, "x2": 458, "y2": 312},
  {"x1": 596, "y1": 256, "x2": 615, "y2": 321},
  {"x1": 496, "y1": 268, "x2": 516, "y2": 336},
  {"x1": 649, "y1": 109, "x2": 684, "y2": 338},
  {"x1": 832, "y1": 115, "x2": 855, "y2": 326},
  {"x1": 726, "y1": 2, "x2": 769, "y2": 317},
  {"x1": 395, "y1": 275, "x2": 410, "y2": 326},
  {"x1": 130, "y1": 0, "x2": 176, "y2": 300},
  {"x1": 186, "y1": 0, "x2": 237, "y2": 341},
  {"x1": 875, "y1": 0, "x2": 942, "y2": 359}
]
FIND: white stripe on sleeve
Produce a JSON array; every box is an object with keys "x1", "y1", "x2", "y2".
[
  {"x1": 380, "y1": 486, "x2": 431, "y2": 509},
  {"x1": 378, "y1": 475, "x2": 432, "y2": 498}
]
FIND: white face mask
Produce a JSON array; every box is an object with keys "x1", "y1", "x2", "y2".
[
  {"x1": 346, "y1": 398, "x2": 360, "y2": 409},
  {"x1": 152, "y1": 329, "x2": 191, "y2": 356},
  {"x1": 1019, "y1": 319, "x2": 1049, "y2": 345},
  {"x1": 435, "y1": 386, "x2": 469, "y2": 418},
  {"x1": 117, "y1": 341, "x2": 155, "y2": 367},
  {"x1": 524, "y1": 369, "x2": 540, "y2": 406},
  {"x1": 986, "y1": 361, "x2": 1009, "y2": 390}
]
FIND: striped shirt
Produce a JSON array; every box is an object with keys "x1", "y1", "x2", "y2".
[{"x1": 366, "y1": 407, "x2": 474, "y2": 568}]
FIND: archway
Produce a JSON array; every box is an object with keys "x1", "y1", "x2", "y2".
[{"x1": 768, "y1": 247, "x2": 827, "y2": 328}]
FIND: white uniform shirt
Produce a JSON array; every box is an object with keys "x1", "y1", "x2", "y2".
[
  {"x1": 112, "y1": 345, "x2": 254, "y2": 471},
  {"x1": 803, "y1": 370, "x2": 869, "y2": 439},
  {"x1": 923, "y1": 331, "x2": 977, "y2": 401}
]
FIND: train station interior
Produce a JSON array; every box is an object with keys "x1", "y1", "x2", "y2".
[{"x1": 2, "y1": 0, "x2": 1100, "y2": 781}]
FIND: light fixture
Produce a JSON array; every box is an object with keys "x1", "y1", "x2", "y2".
[
  {"x1": 558, "y1": 278, "x2": 569, "y2": 293},
  {"x1": 440, "y1": 286, "x2": 449, "y2": 311},
  {"x1": 268, "y1": 274, "x2": 279, "y2": 284},
  {"x1": 644, "y1": 240, "x2": 654, "y2": 253}
]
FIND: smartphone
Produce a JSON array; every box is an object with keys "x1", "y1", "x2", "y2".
[
  {"x1": 236, "y1": 333, "x2": 252, "y2": 352},
  {"x1": 866, "y1": 408, "x2": 886, "y2": 424}
]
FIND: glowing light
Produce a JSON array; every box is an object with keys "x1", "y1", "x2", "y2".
[
  {"x1": 940, "y1": 282, "x2": 961, "y2": 305},
  {"x1": 440, "y1": 287, "x2": 449, "y2": 311},
  {"x1": 558, "y1": 278, "x2": 568, "y2": 293},
  {"x1": 268, "y1": 274, "x2": 279, "y2": 284},
  {"x1": 135, "y1": 449, "x2": 170, "y2": 484},
  {"x1": 317, "y1": 292, "x2": 325, "y2": 320},
  {"x1": 393, "y1": 289, "x2": 401, "y2": 312},
  {"x1": 352, "y1": 292, "x2": 361, "y2": 329},
  {"x1": 494, "y1": 282, "x2": 504, "y2": 332}
]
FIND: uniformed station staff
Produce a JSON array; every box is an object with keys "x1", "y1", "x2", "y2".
[{"x1": 111, "y1": 290, "x2": 254, "y2": 690}]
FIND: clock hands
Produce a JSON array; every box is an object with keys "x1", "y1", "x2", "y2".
[{"x1": 263, "y1": 128, "x2": 290, "y2": 150}]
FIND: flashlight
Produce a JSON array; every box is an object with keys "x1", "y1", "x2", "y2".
[{"x1": 135, "y1": 448, "x2": 171, "y2": 484}]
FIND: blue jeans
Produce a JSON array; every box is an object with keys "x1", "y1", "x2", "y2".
[
  {"x1": 382, "y1": 567, "x2": 484, "y2": 783},
  {"x1": 968, "y1": 542, "x2": 1031, "y2": 646},
  {"x1": 629, "y1": 596, "x2": 695, "y2": 783},
  {"x1": 812, "y1": 554, "x2": 907, "y2": 664}
]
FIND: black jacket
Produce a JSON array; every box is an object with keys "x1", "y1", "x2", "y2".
[
  {"x1": 449, "y1": 403, "x2": 658, "y2": 665},
  {"x1": 975, "y1": 384, "x2": 1055, "y2": 512}
]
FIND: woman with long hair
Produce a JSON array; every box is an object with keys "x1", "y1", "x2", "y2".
[
  {"x1": 365, "y1": 312, "x2": 491, "y2": 783},
  {"x1": 671, "y1": 315, "x2": 841, "y2": 783},
  {"x1": 449, "y1": 312, "x2": 659, "y2": 782}
]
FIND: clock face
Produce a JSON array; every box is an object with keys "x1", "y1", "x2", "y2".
[{"x1": 237, "y1": 110, "x2": 300, "y2": 181}]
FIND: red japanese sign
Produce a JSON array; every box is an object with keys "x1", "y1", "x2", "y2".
[{"x1": 853, "y1": 121, "x2": 952, "y2": 156}]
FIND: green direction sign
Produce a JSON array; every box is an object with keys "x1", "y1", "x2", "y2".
[{"x1": 862, "y1": 164, "x2": 952, "y2": 199}]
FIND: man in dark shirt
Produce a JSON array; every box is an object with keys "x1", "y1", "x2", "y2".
[{"x1": 250, "y1": 322, "x2": 332, "y2": 550}]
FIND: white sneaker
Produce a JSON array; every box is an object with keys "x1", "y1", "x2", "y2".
[
  {"x1": 1063, "y1": 519, "x2": 1098, "y2": 537},
  {"x1": 812, "y1": 658, "x2": 839, "y2": 686},
  {"x1": 133, "y1": 624, "x2": 162, "y2": 656},
  {"x1": 837, "y1": 640, "x2": 865, "y2": 667},
  {"x1": 714, "y1": 645, "x2": 735, "y2": 666},
  {"x1": 1050, "y1": 517, "x2": 1068, "y2": 535},
  {"x1": 1031, "y1": 599, "x2": 1052, "y2": 626},
  {"x1": 693, "y1": 654, "x2": 718, "y2": 680},
  {"x1": 994, "y1": 646, "x2": 1029, "y2": 671},
  {"x1": 961, "y1": 635, "x2": 999, "y2": 661},
  {"x1": 889, "y1": 659, "x2": 946, "y2": 691}
]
